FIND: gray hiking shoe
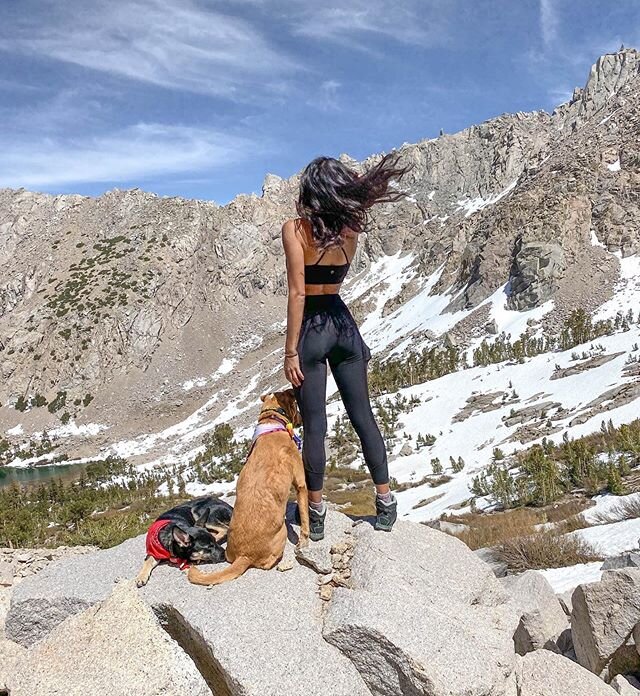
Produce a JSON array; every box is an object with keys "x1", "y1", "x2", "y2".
[
  {"x1": 375, "y1": 493, "x2": 397, "y2": 532},
  {"x1": 294, "y1": 503, "x2": 326, "y2": 541},
  {"x1": 308, "y1": 505, "x2": 326, "y2": 541}
]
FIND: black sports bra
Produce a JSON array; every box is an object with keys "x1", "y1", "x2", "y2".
[{"x1": 304, "y1": 247, "x2": 351, "y2": 285}]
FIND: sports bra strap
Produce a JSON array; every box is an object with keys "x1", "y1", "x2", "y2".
[
  {"x1": 311, "y1": 250, "x2": 327, "y2": 266},
  {"x1": 309, "y1": 246, "x2": 350, "y2": 266}
]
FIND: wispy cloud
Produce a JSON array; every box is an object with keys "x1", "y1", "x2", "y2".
[
  {"x1": 539, "y1": 0, "x2": 559, "y2": 49},
  {"x1": 0, "y1": 0, "x2": 298, "y2": 99},
  {"x1": 527, "y1": 0, "x2": 628, "y2": 108},
  {"x1": 288, "y1": 0, "x2": 453, "y2": 48},
  {"x1": 1, "y1": 88, "x2": 107, "y2": 133},
  {"x1": 306, "y1": 79, "x2": 342, "y2": 112},
  {"x1": 0, "y1": 123, "x2": 257, "y2": 189}
]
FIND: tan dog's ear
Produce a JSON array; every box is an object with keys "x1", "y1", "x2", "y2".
[
  {"x1": 277, "y1": 388, "x2": 302, "y2": 426},
  {"x1": 260, "y1": 393, "x2": 267, "y2": 402}
]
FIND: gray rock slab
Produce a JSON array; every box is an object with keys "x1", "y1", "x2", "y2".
[
  {"x1": 602, "y1": 553, "x2": 640, "y2": 571},
  {"x1": 515, "y1": 649, "x2": 618, "y2": 695},
  {"x1": 323, "y1": 520, "x2": 519, "y2": 696},
  {"x1": 557, "y1": 590, "x2": 573, "y2": 616},
  {"x1": 500, "y1": 570, "x2": 569, "y2": 654},
  {"x1": 0, "y1": 560, "x2": 13, "y2": 587},
  {"x1": 5, "y1": 535, "x2": 145, "y2": 647},
  {"x1": 474, "y1": 546, "x2": 509, "y2": 577},
  {"x1": 6, "y1": 512, "x2": 370, "y2": 696},
  {"x1": 293, "y1": 507, "x2": 353, "y2": 574},
  {"x1": 571, "y1": 569, "x2": 640, "y2": 677},
  {"x1": 0, "y1": 638, "x2": 27, "y2": 691},
  {"x1": 612, "y1": 674, "x2": 640, "y2": 695},
  {"x1": 7, "y1": 579, "x2": 211, "y2": 696}
]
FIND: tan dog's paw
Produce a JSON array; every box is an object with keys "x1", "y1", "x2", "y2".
[
  {"x1": 296, "y1": 536, "x2": 309, "y2": 551},
  {"x1": 136, "y1": 556, "x2": 159, "y2": 587}
]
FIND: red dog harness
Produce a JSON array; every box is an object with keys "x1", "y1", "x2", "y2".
[{"x1": 145, "y1": 518, "x2": 190, "y2": 570}]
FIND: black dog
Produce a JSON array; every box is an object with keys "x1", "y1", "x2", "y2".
[{"x1": 136, "y1": 495, "x2": 233, "y2": 586}]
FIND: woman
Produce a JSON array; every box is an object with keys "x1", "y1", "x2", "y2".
[{"x1": 281, "y1": 153, "x2": 411, "y2": 540}]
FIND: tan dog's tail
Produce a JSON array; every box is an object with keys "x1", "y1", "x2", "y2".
[{"x1": 187, "y1": 556, "x2": 252, "y2": 586}]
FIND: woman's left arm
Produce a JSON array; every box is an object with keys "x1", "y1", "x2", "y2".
[{"x1": 281, "y1": 220, "x2": 305, "y2": 388}]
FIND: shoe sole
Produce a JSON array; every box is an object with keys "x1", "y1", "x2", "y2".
[
  {"x1": 309, "y1": 531, "x2": 325, "y2": 541},
  {"x1": 374, "y1": 524, "x2": 394, "y2": 531}
]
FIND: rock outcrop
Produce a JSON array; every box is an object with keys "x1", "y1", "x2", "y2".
[
  {"x1": 500, "y1": 570, "x2": 569, "y2": 654},
  {"x1": 514, "y1": 649, "x2": 618, "y2": 695},
  {"x1": 323, "y1": 520, "x2": 518, "y2": 696},
  {"x1": 4, "y1": 511, "x2": 522, "y2": 695},
  {"x1": 611, "y1": 674, "x2": 640, "y2": 695},
  {"x1": 5, "y1": 510, "x2": 638, "y2": 695},
  {"x1": 507, "y1": 241, "x2": 564, "y2": 311},
  {"x1": 571, "y1": 568, "x2": 640, "y2": 679},
  {"x1": 9, "y1": 579, "x2": 212, "y2": 696}
]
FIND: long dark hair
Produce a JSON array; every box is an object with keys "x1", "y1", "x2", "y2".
[{"x1": 296, "y1": 152, "x2": 412, "y2": 249}]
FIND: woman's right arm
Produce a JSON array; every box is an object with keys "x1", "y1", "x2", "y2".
[{"x1": 281, "y1": 220, "x2": 306, "y2": 388}]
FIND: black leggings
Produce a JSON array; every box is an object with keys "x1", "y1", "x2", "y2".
[{"x1": 293, "y1": 294, "x2": 389, "y2": 491}]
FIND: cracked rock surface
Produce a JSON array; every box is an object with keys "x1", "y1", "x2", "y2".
[{"x1": 5, "y1": 510, "x2": 523, "y2": 695}]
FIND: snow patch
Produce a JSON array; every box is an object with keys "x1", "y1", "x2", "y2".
[
  {"x1": 485, "y1": 283, "x2": 554, "y2": 338},
  {"x1": 455, "y1": 180, "x2": 517, "y2": 218},
  {"x1": 538, "y1": 562, "x2": 603, "y2": 593},
  {"x1": 594, "y1": 253, "x2": 640, "y2": 321},
  {"x1": 48, "y1": 422, "x2": 109, "y2": 438},
  {"x1": 571, "y1": 517, "x2": 640, "y2": 557},
  {"x1": 607, "y1": 159, "x2": 621, "y2": 172},
  {"x1": 582, "y1": 492, "x2": 640, "y2": 525},
  {"x1": 590, "y1": 229, "x2": 607, "y2": 249}
]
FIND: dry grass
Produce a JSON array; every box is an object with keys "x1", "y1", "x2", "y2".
[
  {"x1": 591, "y1": 495, "x2": 640, "y2": 525},
  {"x1": 445, "y1": 495, "x2": 595, "y2": 550},
  {"x1": 496, "y1": 532, "x2": 601, "y2": 573},
  {"x1": 452, "y1": 508, "x2": 540, "y2": 550},
  {"x1": 544, "y1": 498, "x2": 593, "y2": 523},
  {"x1": 324, "y1": 466, "x2": 371, "y2": 486},
  {"x1": 326, "y1": 487, "x2": 376, "y2": 516},
  {"x1": 322, "y1": 466, "x2": 376, "y2": 516}
]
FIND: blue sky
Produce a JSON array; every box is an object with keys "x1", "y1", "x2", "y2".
[{"x1": 0, "y1": 0, "x2": 638, "y2": 203}]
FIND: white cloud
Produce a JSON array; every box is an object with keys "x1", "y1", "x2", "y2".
[
  {"x1": 0, "y1": 0, "x2": 298, "y2": 99},
  {"x1": 2, "y1": 88, "x2": 107, "y2": 133},
  {"x1": 539, "y1": 0, "x2": 559, "y2": 48},
  {"x1": 0, "y1": 123, "x2": 257, "y2": 189},
  {"x1": 289, "y1": 0, "x2": 452, "y2": 48},
  {"x1": 307, "y1": 79, "x2": 342, "y2": 111}
]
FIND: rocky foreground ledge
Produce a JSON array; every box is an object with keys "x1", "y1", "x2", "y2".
[{"x1": 1, "y1": 510, "x2": 636, "y2": 696}]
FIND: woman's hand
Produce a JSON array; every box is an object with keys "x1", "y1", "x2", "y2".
[{"x1": 284, "y1": 353, "x2": 304, "y2": 388}]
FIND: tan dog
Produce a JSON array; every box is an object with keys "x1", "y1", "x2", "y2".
[{"x1": 187, "y1": 389, "x2": 309, "y2": 586}]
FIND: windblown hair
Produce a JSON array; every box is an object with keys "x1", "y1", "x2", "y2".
[{"x1": 296, "y1": 152, "x2": 412, "y2": 249}]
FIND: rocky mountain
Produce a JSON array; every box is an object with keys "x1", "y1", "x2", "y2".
[
  {"x1": 1, "y1": 49, "x2": 639, "y2": 517},
  {"x1": 3, "y1": 509, "x2": 638, "y2": 696}
]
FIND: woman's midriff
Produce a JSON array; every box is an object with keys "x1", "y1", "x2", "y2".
[{"x1": 304, "y1": 282, "x2": 343, "y2": 295}]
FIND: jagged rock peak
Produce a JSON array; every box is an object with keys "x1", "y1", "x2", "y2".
[{"x1": 556, "y1": 47, "x2": 640, "y2": 126}]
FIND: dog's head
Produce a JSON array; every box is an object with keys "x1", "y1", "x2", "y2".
[
  {"x1": 171, "y1": 523, "x2": 226, "y2": 564},
  {"x1": 260, "y1": 388, "x2": 301, "y2": 427}
]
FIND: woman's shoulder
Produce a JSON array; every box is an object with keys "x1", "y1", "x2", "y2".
[
  {"x1": 282, "y1": 217, "x2": 311, "y2": 243},
  {"x1": 283, "y1": 216, "x2": 310, "y2": 227}
]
